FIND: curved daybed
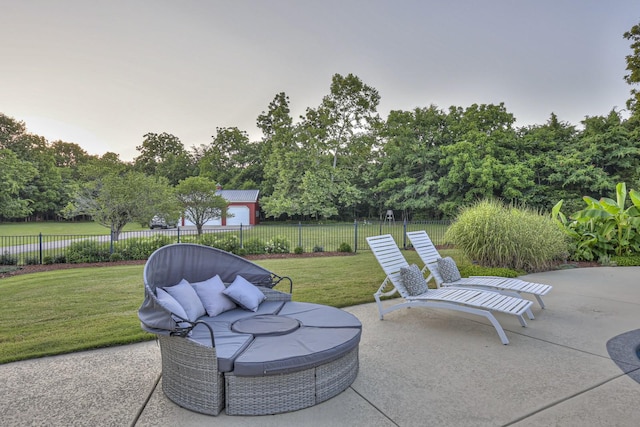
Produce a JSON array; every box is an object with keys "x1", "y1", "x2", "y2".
[{"x1": 138, "y1": 244, "x2": 361, "y2": 416}]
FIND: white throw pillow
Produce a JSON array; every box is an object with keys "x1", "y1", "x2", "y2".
[
  {"x1": 163, "y1": 279, "x2": 206, "y2": 321},
  {"x1": 223, "y1": 275, "x2": 266, "y2": 312},
  {"x1": 437, "y1": 257, "x2": 462, "y2": 282},
  {"x1": 156, "y1": 287, "x2": 189, "y2": 322},
  {"x1": 400, "y1": 264, "x2": 428, "y2": 296},
  {"x1": 191, "y1": 274, "x2": 237, "y2": 317}
]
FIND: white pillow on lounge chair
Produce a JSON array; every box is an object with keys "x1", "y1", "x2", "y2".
[{"x1": 156, "y1": 287, "x2": 189, "y2": 323}]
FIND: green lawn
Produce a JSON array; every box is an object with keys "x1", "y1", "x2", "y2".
[
  {"x1": 0, "y1": 245, "x2": 519, "y2": 365},
  {"x1": 0, "y1": 221, "x2": 147, "y2": 236}
]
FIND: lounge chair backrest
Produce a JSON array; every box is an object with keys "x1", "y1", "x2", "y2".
[
  {"x1": 406, "y1": 230, "x2": 446, "y2": 286},
  {"x1": 366, "y1": 234, "x2": 410, "y2": 298}
]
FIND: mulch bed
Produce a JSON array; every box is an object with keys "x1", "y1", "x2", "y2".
[{"x1": 0, "y1": 252, "x2": 356, "y2": 279}]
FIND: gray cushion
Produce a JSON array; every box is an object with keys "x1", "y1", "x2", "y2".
[
  {"x1": 437, "y1": 257, "x2": 462, "y2": 282},
  {"x1": 163, "y1": 279, "x2": 206, "y2": 321},
  {"x1": 400, "y1": 264, "x2": 428, "y2": 296},
  {"x1": 223, "y1": 275, "x2": 266, "y2": 312},
  {"x1": 156, "y1": 287, "x2": 189, "y2": 322},
  {"x1": 231, "y1": 327, "x2": 361, "y2": 376},
  {"x1": 278, "y1": 302, "x2": 362, "y2": 328},
  {"x1": 191, "y1": 274, "x2": 237, "y2": 317}
]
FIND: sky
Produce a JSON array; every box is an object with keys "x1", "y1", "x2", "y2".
[{"x1": 1, "y1": 1, "x2": 639, "y2": 161}]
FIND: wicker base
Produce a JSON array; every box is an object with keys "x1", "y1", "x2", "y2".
[
  {"x1": 159, "y1": 336, "x2": 224, "y2": 416},
  {"x1": 225, "y1": 347, "x2": 359, "y2": 415}
]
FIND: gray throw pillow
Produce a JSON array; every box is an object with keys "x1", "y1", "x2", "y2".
[
  {"x1": 156, "y1": 287, "x2": 189, "y2": 325},
  {"x1": 223, "y1": 275, "x2": 266, "y2": 312},
  {"x1": 163, "y1": 279, "x2": 207, "y2": 321},
  {"x1": 437, "y1": 257, "x2": 462, "y2": 282},
  {"x1": 400, "y1": 264, "x2": 428, "y2": 296},
  {"x1": 191, "y1": 274, "x2": 237, "y2": 317}
]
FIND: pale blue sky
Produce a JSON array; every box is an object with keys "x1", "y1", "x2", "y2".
[{"x1": 1, "y1": 0, "x2": 639, "y2": 160}]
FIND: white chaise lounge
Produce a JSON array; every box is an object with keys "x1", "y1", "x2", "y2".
[
  {"x1": 366, "y1": 234, "x2": 533, "y2": 345},
  {"x1": 406, "y1": 230, "x2": 552, "y2": 309}
]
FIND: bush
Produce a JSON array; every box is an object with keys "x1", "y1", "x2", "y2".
[
  {"x1": 24, "y1": 256, "x2": 40, "y2": 265},
  {"x1": 294, "y1": 246, "x2": 304, "y2": 254},
  {"x1": 116, "y1": 235, "x2": 173, "y2": 260},
  {"x1": 611, "y1": 255, "x2": 640, "y2": 266},
  {"x1": 265, "y1": 236, "x2": 290, "y2": 254},
  {"x1": 445, "y1": 199, "x2": 568, "y2": 272},
  {"x1": 0, "y1": 251, "x2": 18, "y2": 266},
  {"x1": 65, "y1": 241, "x2": 112, "y2": 263},
  {"x1": 242, "y1": 238, "x2": 267, "y2": 255},
  {"x1": 313, "y1": 245, "x2": 324, "y2": 253},
  {"x1": 109, "y1": 253, "x2": 124, "y2": 262},
  {"x1": 337, "y1": 242, "x2": 352, "y2": 253},
  {"x1": 42, "y1": 256, "x2": 54, "y2": 265}
]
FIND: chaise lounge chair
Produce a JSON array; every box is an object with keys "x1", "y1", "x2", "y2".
[
  {"x1": 406, "y1": 230, "x2": 552, "y2": 309},
  {"x1": 366, "y1": 234, "x2": 533, "y2": 345}
]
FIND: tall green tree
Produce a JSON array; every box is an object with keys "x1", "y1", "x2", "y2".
[
  {"x1": 134, "y1": 132, "x2": 194, "y2": 185},
  {"x1": 175, "y1": 176, "x2": 228, "y2": 235},
  {"x1": 0, "y1": 149, "x2": 38, "y2": 219},
  {"x1": 624, "y1": 21, "x2": 640, "y2": 118}
]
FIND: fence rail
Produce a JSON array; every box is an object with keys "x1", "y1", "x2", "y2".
[{"x1": 0, "y1": 220, "x2": 449, "y2": 266}]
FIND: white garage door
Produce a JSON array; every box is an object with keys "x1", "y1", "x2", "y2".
[{"x1": 226, "y1": 206, "x2": 250, "y2": 225}]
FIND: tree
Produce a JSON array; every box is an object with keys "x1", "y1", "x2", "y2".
[
  {"x1": 623, "y1": 21, "x2": 640, "y2": 118},
  {"x1": 64, "y1": 171, "x2": 174, "y2": 239},
  {"x1": 198, "y1": 127, "x2": 262, "y2": 189},
  {"x1": 134, "y1": 132, "x2": 194, "y2": 184},
  {"x1": 175, "y1": 176, "x2": 228, "y2": 235},
  {"x1": 0, "y1": 149, "x2": 38, "y2": 219}
]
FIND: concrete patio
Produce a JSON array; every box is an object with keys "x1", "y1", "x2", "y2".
[{"x1": 1, "y1": 267, "x2": 639, "y2": 426}]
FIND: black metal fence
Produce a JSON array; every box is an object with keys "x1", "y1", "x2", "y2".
[{"x1": 0, "y1": 220, "x2": 449, "y2": 266}]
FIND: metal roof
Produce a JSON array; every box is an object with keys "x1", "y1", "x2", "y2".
[{"x1": 216, "y1": 189, "x2": 260, "y2": 203}]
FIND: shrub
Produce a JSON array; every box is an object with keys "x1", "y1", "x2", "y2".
[
  {"x1": 42, "y1": 256, "x2": 54, "y2": 265},
  {"x1": 116, "y1": 235, "x2": 173, "y2": 260},
  {"x1": 611, "y1": 255, "x2": 640, "y2": 266},
  {"x1": 265, "y1": 236, "x2": 290, "y2": 254},
  {"x1": 294, "y1": 246, "x2": 304, "y2": 254},
  {"x1": 242, "y1": 238, "x2": 267, "y2": 255},
  {"x1": 109, "y1": 253, "x2": 124, "y2": 262},
  {"x1": 313, "y1": 245, "x2": 324, "y2": 253},
  {"x1": 53, "y1": 254, "x2": 67, "y2": 264},
  {"x1": 445, "y1": 199, "x2": 568, "y2": 272},
  {"x1": 0, "y1": 251, "x2": 18, "y2": 266},
  {"x1": 66, "y1": 241, "x2": 111, "y2": 263},
  {"x1": 337, "y1": 242, "x2": 352, "y2": 253},
  {"x1": 24, "y1": 256, "x2": 40, "y2": 265}
]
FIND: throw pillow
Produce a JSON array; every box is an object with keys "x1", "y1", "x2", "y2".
[
  {"x1": 223, "y1": 275, "x2": 266, "y2": 312},
  {"x1": 437, "y1": 257, "x2": 462, "y2": 282},
  {"x1": 400, "y1": 264, "x2": 428, "y2": 296},
  {"x1": 163, "y1": 279, "x2": 207, "y2": 321},
  {"x1": 191, "y1": 274, "x2": 237, "y2": 317},
  {"x1": 156, "y1": 287, "x2": 189, "y2": 322}
]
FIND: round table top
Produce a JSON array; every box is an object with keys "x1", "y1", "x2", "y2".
[{"x1": 231, "y1": 314, "x2": 301, "y2": 336}]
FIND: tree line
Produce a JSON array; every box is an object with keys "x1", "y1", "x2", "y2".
[{"x1": 2, "y1": 22, "x2": 640, "y2": 228}]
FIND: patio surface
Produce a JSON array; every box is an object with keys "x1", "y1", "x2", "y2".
[{"x1": 1, "y1": 267, "x2": 639, "y2": 426}]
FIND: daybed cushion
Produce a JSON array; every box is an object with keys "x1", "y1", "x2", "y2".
[
  {"x1": 156, "y1": 288, "x2": 189, "y2": 321},
  {"x1": 231, "y1": 326, "x2": 361, "y2": 376},
  {"x1": 223, "y1": 275, "x2": 266, "y2": 312},
  {"x1": 278, "y1": 302, "x2": 362, "y2": 328},
  {"x1": 437, "y1": 257, "x2": 462, "y2": 282},
  {"x1": 400, "y1": 264, "x2": 428, "y2": 296},
  {"x1": 163, "y1": 279, "x2": 207, "y2": 321},
  {"x1": 191, "y1": 274, "x2": 237, "y2": 317}
]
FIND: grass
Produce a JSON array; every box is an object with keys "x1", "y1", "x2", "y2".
[
  {"x1": 0, "y1": 248, "x2": 518, "y2": 364},
  {"x1": 0, "y1": 221, "x2": 147, "y2": 236}
]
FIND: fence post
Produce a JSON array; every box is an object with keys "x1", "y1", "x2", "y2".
[
  {"x1": 39, "y1": 233, "x2": 43, "y2": 265},
  {"x1": 177, "y1": 227, "x2": 181, "y2": 243},
  {"x1": 354, "y1": 220, "x2": 358, "y2": 253},
  {"x1": 110, "y1": 230, "x2": 115, "y2": 254},
  {"x1": 403, "y1": 219, "x2": 408, "y2": 249},
  {"x1": 298, "y1": 222, "x2": 302, "y2": 249},
  {"x1": 240, "y1": 224, "x2": 244, "y2": 248}
]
